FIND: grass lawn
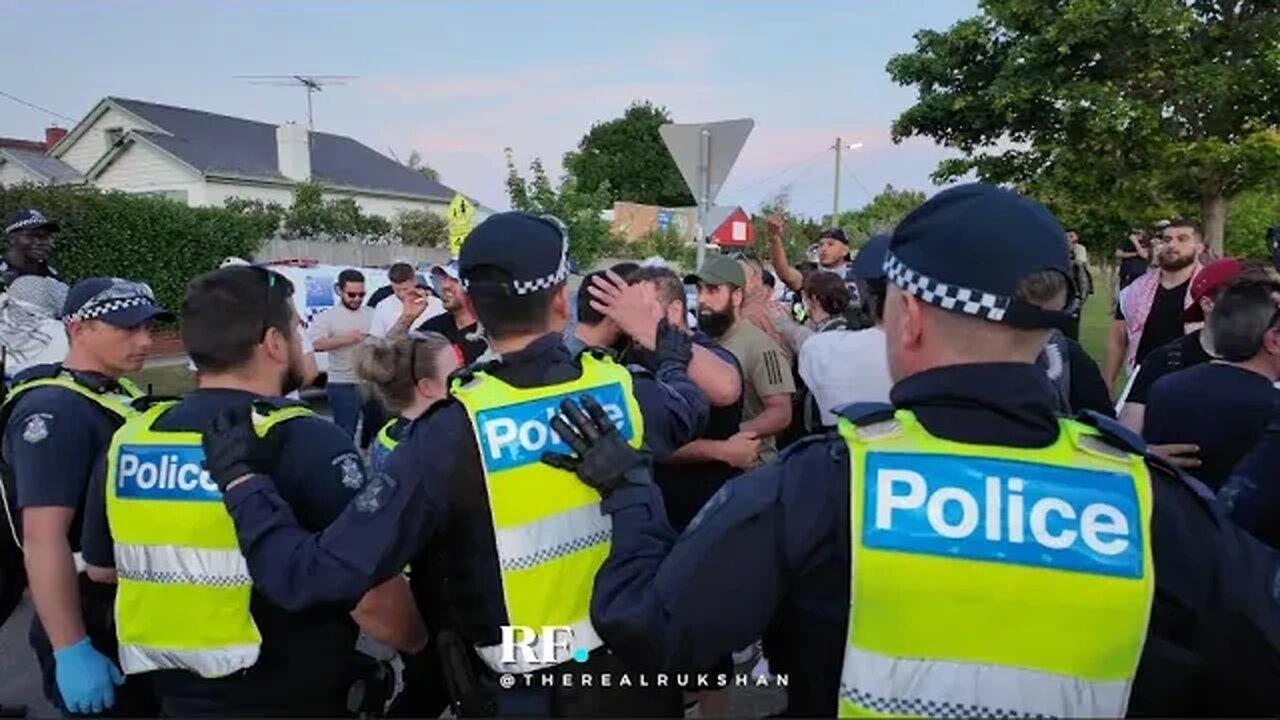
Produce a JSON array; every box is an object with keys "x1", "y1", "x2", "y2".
[
  {"x1": 1078, "y1": 289, "x2": 1114, "y2": 363},
  {"x1": 130, "y1": 364, "x2": 196, "y2": 397}
]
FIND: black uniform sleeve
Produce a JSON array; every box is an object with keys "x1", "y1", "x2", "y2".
[
  {"x1": 1065, "y1": 338, "x2": 1114, "y2": 418},
  {"x1": 221, "y1": 410, "x2": 457, "y2": 610},
  {"x1": 590, "y1": 438, "x2": 844, "y2": 673},
  {"x1": 629, "y1": 365, "x2": 709, "y2": 462},
  {"x1": 1136, "y1": 463, "x2": 1280, "y2": 716},
  {"x1": 5, "y1": 391, "x2": 98, "y2": 510},
  {"x1": 80, "y1": 456, "x2": 113, "y2": 568}
]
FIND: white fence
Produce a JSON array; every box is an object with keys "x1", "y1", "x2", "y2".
[
  {"x1": 255, "y1": 238, "x2": 450, "y2": 267},
  {"x1": 251, "y1": 241, "x2": 684, "y2": 275}
]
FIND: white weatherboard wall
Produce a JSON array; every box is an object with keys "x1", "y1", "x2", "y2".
[
  {"x1": 352, "y1": 194, "x2": 445, "y2": 220},
  {"x1": 203, "y1": 181, "x2": 295, "y2": 209},
  {"x1": 94, "y1": 142, "x2": 205, "y2": 203},
  {"x1": 203, "y1": 180, "x2": 447, "y2": 221},
  {"x1": 57, "y1": 107, "x2": 158, "y2": 175},
  {"x1": 0, "y1": 161, "x2": 45, "y2": 187}
]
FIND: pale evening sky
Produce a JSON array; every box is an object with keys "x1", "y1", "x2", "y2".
[{"x1": 1, "y1": 0, "x2": 980, "y2": 219}]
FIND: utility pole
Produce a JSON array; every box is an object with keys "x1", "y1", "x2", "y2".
[
  {"x1": 696, "y1": 128, "x2": 712, "y2": 270},
  {"x1": 832, "y1": 136, "x2": 842, "y2": 226}
]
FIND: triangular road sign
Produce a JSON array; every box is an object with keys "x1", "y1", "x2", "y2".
[{"x1": 659, "y1": 118, "x2": 754, "y2": 206}]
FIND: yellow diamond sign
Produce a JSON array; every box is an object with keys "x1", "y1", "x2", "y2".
[{"x1": 448, "y1": 194, "x2": 476, "y2": 258}]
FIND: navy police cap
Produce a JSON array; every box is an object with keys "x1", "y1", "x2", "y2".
[
  {"x1": 884, "y1": 183, "x2": 1071, "y2": 329},
  {"x1": 852, "y1": 233, "x2": 891, "y2": 282},
  {"x1": 458, "y1": 211, "x2": 570, "y2": 296}
]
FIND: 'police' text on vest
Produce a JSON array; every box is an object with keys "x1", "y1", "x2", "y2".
[
  {"x1": 475, "y1": 383, "x2": 634, "y2": 473},
  {"x1": 862, "y1": 452, "x2": 1142, "y2": 578},
  {"x1": 116, "y1": 445, "x2": 221, "y2": 502}
]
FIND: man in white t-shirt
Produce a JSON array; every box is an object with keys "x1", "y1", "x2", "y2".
[
  {"x1": 310, "y1": 268, "x2": 376, "y2": 440},
  {"x1": 368, "y1": 262, "x2": 443, "y2": 339},
  {"x1": 799, "y1": 234, "x2": 893, "y2": 427}
]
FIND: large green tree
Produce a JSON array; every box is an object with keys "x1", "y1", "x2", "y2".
[
  {"x1": 887, "y1": 0, "x2": 1280, "y2": 255},
  {"x1": 831, "y1": 185, "x2": 927, "y2": 246},
  {"x1": 562, "y1": 101, "x2": 695, "y2": 208},
  {"x1": 505, "y1": 148, "x2": 618, "y2": 267}
]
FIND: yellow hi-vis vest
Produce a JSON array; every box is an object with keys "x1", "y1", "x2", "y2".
[
  {"x1": 836, "y1": 409, "x2": 1155, "y2": 718},
  {"x1": 104, "y1": 401, "x2": 314, "y2": 679},
  {"x1": 0, "y1": 372, "x2": 142, "y2": 551},
  {"x1": 450, "y1": 352, "x2": 644, "y2": 674}
]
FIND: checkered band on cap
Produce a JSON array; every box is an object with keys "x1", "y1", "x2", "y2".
[
  {"x1": 70, "y1": 295, "x2": 154, "y2": 323},
  {"x1": 5, "y1": 212, "x2": 51, "y2": 235},
  {"x1": 883, "y1": 251, "x2": 1010, "y2": 323},
  {"x1": 462, "y1": 213, "x2": 572, "y2": 296}
]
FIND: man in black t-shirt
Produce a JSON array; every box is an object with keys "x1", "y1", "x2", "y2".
[
  {"x1": 1144, "y1": 277, "x2": 1280, "y2": 491},
  {"x1": 1119, "y1": 258, "x2": 1252, "y2": 434},
  {"x1": 419, "y1": 261, "x2": 488, "y2": 364},
  {"x1": 1117, "y1": 228, "x2": 1152, "y2": 291},
  {"x1": 1104, "y1": 219, "x2": 1205, "y2": 395}
]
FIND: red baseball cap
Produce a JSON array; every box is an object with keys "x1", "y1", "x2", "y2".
[{"x1": 1185, "y1": 258, "x2": 1244, "y2": 321}]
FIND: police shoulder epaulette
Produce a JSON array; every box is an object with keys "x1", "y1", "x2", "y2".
[
  {"x1": 1073, "y1": 410, "x2": 1147, "y2": 456},
  {"x1": 624, "y1": 362, "x2": 653, "y2": 379},
  {"x1": 11, "y1": 363, "x2": 63, "y2": 385},
  {"x1": 835, "y1": 402, "x2": 896, "y2": 427},
  {"x1": 409, "y1": 397, "x2": 456, "y2": 431},
  {"x1": 130, "y1": 394, "x2": 180, "y2": 413},
  {"x1": 448, "y1": 358, "x2": 502, "y2": 389}
]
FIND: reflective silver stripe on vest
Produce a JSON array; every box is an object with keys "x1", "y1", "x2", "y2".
[
  {"x1": 838, "y1": 644, "x2": 1130, "y2": 718},
  {"x1": 474, "y1": 615, "x2": 603, "y2": 675},
  {"x1": 114, "y1": 543, "x2": 252, "y2": 589},
  {"x1": 119, "y1": 642, "x2": 259, "y2": 679},
  {"x1": 494, "y1": 503, "x2": 611, "y2": 573}
]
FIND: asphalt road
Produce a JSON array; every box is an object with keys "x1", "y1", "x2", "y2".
[
  {"x1": 0, "y1": 599, "x2": 56, "y2": 718},
  {"x1": 1, "y1": 596, "x2": 784, "y2": 718}
]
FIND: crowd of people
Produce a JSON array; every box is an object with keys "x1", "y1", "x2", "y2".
[{"x1": 1, "y1": 188, "x2": 1280, "y2": 719}]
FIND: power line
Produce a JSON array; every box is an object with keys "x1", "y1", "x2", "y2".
[
  {"x1": 841, "y1": 163, "x2": 876, "y2": 203},
  {"x1": 0, "y1": 90, "x2": 77, "y2": 124},
  {"x1": 722, "y1": 147, "x2": 830, "y2": 204}
]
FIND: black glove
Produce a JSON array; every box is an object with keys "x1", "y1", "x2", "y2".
[
  {"x1": 541, "y1": 395, "x2": 651, "y2": 497},
  {"x1": 653, "y1": 318, "x2": 693, "y2": 369},
  {"x1": 201, "y1": 403, "x2": 283, "y2": 492}
]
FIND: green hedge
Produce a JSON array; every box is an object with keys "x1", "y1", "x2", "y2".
[{"x1": 0, "y1": 185, "x2": 266, "y2": 313}]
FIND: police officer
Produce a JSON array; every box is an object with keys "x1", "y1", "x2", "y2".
[
  {"x1": 77, "y1": 266, "x2": 424, "y2": 717},
  {"x1": 199, "y1": 212, "x2": 709, "y2": 716},
  {"x1": 542, "y1": 184, "x2": 1280, "y2": 718},
  {"x1": 2, "y1": 209, "x2": 64, "y2": 289},
  {"x1": 0, "y1": 278, "x2": 166, "y2": 716}
]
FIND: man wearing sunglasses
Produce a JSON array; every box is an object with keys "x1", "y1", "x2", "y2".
[
  {"x1": 0, "y1": 277, "x2": 168, "y2": 716},
  {"x1": 78, "y1": 266, "x2": 423, "y2": 716},
  {"x1": 310, "y1": 269, "x2": 376, "y2": 440},
  {"x1": 2, "y1": 209, "x2": 64, "y2": 290}
]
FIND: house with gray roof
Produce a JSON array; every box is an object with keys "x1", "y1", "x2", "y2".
[
  {"x1": 0, "y1": 130, "x2": 83, "y2": 187},
  {"x1": 17, "y1": 96, "x2": 477, "y2": 221}
]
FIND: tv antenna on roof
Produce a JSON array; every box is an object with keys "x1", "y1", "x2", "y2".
[{"x1": 235, "y1": 75, "x2": 357, "y2": 131}]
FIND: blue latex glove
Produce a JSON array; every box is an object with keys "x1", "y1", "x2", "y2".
[{"x1": 53, "y1": 637, "x2": 123, "y2": 715}]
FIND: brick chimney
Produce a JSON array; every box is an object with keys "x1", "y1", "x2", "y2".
[{"x1": 44, "y1": 126, "x2": 67, "y2": 151}]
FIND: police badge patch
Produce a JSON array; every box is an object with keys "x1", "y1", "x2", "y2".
[
  {"x1": 355, "y1": 473, "x2": 396, "y2": 514},
  {"x1": 22, "y1": 414, "x2": 51, "y2": 443},
  {"x1": 333, "y1": 453, "x2": 366, "y2": 490}
]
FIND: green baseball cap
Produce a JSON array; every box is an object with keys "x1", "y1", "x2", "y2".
[{"x1": 683, "y1": 254, "x2": 746, "y2": 288}]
